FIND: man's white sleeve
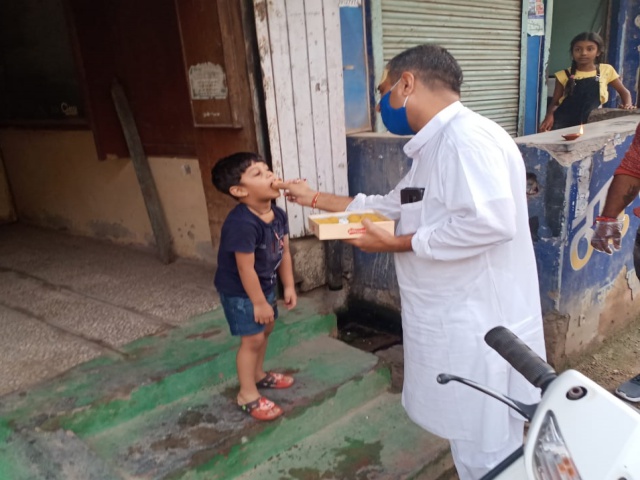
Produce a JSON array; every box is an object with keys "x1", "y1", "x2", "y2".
[{"x1": 411, "y1": 147, "x2": 518, "y2": 261}]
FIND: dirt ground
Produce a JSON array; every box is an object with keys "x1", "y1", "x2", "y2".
[
  {"x1": 566, "y1": 314, "x2": 640, "y2": 404},
  {"x1": 342, "y1": 314, "x2": 640, "y2": 407}
]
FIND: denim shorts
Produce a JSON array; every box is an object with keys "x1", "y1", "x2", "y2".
[{"x1": 219, "y1": 291, "x2": 278, "y2": 336}]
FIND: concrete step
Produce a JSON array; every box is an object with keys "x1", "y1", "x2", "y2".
[
  {"x1": 236, "y1": 391, "x2": 454, "y2": 480},
  {"x1": 1, "y1": 336, "x2": 390, "y2": 479},
  {"x1": 0, "y1": 297, "x2": 335, "y2": 432}
]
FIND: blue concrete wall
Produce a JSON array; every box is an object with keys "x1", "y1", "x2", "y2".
[
  {"x1": 346, "y1": 134, "x2": 410, "y2": 308},
  {"x1": 519, "y1": 134, "x2": 637, "y2": 317},
  {"x1": 606, "y1": 0, "x2": 640, "y2": 106}
]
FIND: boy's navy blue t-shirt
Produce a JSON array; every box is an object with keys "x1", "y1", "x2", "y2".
[{"x1": 214, "y1": 203, "x2": 288, "y2": 297}]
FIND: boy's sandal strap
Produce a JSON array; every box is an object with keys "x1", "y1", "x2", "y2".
[
  {"x1": 238, "y1": 396, "x2": 283, "y2": 421},
  {"x1": 256, "y1": 371, "x2": 295, "y2": 389}
]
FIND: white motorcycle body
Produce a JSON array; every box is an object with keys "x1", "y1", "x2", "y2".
[
  {"x1": 523, "y1": 370, "x2": 640, "y2": 479},
  {"x1": 491, "y1": 370, "x2": 640, "y2": 479},
  {"x1": 441, "y1": 327, "x2": 640, "y2": 480}
]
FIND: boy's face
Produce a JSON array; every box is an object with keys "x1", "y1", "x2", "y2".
[{"x1": 231, "y1": 161, "x2": 280, "y2": 201}]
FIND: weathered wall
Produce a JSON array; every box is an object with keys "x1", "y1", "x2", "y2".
[
  {"x1": 607, "y1": 0, "x2": 640, "y2": 106},
  {"x1": 0, "y1": 148, "x2": 16, "y2": 223},
  {"x1": 517, "y1": 116, "x2": 640, "y2": 364},
  {"x1": 0, "y1": 129, "x2": 214, "y2": 263},
  {"x1": 345, "y1": 116, "x2": 640, "y2": 364},
  {"x1": 346, "y1": 134, "x2": 409, "y2": 310}
]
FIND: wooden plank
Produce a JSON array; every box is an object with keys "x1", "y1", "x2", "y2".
[
  {"x1": 253, "y1": 0, "x2": 286, "y2": 210},
  {"x1": 306, "y1": 0, "x2": 334, "y2": 198},
  {"x1": 323, "y1": 0, "x2": 349, "y2": 196},
  {"x1": 239, "y1": 0, "x2": 269, "y2": 160},
  {"x1": 111, "y1": 79, "x2": 174, "y2": 264},
  {"x1": 286, "y1": 0, "x2": 320, "y2": 233},
  {"x1": 265, "y1": 0, "x2": 305, "y2": 236},
  {"x1": 174, "y1": 0, "x2": 239, "y2": 127}
]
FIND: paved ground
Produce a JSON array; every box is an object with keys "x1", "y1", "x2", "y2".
[{"x1": 0, "y1": 223, "x2": 218, "y2": 396}]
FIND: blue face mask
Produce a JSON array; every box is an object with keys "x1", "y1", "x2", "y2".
[{"x1": 379, "y1": 79, "x2": 414, "y2": 135}]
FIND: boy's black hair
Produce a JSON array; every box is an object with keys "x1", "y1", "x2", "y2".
[
  {"x1": 387, "y1": 44, "x2": 463, "y2": 94},
  {"x1": 211, "y1": 152, "x2": 265, "y2": 198},
  {"x1": 565, "y1": 32, "x2": 604, "y2": 97}
]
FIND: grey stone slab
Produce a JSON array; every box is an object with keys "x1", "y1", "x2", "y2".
[
  {"x1": 0, "y1": 271, "x2": 164, "y2": 347},
  {"x1": 0, "y1": 305, "x2": 104, "y2": 396},
  {"x1": 0, "y1": 224, "x2": 218, "y2": 325},
  {"x1": 6, "y1": 429, "x2": 122, "y2": 480}
]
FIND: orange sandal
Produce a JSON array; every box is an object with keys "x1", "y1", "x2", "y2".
[
  {"x1": 238, "y1": 396, "x2": 283, "y2": 421},
  {"x1": 256, "y1": 371, "x2": 295, "y2": 389}
]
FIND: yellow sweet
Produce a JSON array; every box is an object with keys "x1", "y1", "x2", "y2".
[
  {"x1": 314, "y1": 216, "x2": 339, "y2": 224},
  {"x1": 361, "y1": 213, "x2": 383, "y2": 222},
  {"x1": 347, "y1": 214, "x2": 362, "y2": 223}
]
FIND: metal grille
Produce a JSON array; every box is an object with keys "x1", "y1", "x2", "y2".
[{"x1": 381, "y1": 0, "x2": 523, "y2": 135}]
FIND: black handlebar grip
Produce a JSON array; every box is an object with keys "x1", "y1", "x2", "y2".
[{"x1": 485, "y1": 326, "x2": 557, "y2": 392}]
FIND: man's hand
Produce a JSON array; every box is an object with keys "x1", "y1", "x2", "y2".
[
  {"x1": 272, "y1": 179, "x2": 316, "y2": 207},
  {"x1": 591, "y1": 217, "x2": 623, "y2": 254},
  {"x1": 345, "y1": 219, "x2": 406, "y2": 253},
  {"x1": 253, "y1": 301, "x2": 275, "y2": 324}
]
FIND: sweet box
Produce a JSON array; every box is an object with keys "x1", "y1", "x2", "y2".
[{"x1": 308, "y1": 210, "x2": 395, "y2": 240}]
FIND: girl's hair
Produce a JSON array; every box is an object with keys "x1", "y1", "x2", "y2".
[{"x1": 565, "y1": 32, "x2": 604, "y2": 97}]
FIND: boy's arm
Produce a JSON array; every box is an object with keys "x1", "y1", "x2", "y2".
[
  {"x1": 610, "y1": 78, "x2": 634, "y2": 109},
  {"x1": 235, "y1": 251, "x2": 275, "y2": 324},
  {"x1": 277, "y1": 235, "x2": 297, "y2": 310}
]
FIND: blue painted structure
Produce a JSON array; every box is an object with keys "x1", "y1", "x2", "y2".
[
  {"x1": 346, "y1": 134, "x2": 410, "y2": 308},
  {"x1": 345, "y1": 117, "x2": 640, "y2": 361},
  {"x1": 524, "y1": 35, "x2": 544, "y2": 135},
  {"x1": 606, "y1": 0, "x2": 640, "y2": 107},
  {"x1": 515, "y1": 119, "x2": 640, "y2": 356},
  {"x1": 340, "y1": 3, "x2": 371, "y2": 133}
]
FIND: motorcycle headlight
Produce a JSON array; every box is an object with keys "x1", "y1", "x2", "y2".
[{"x1": 533, "y1": 411, "x2": 582, "y2": 480}]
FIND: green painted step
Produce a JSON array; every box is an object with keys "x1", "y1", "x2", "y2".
[
  {"x1": 0, "y1": 298, "x2": 335, "y2": 432},
  {"x1": 236, "y1": 391, "x2": 455, "y2": 480},
  {"x1": 0, "y1": 336, "x2": 390, "y2": 479}
]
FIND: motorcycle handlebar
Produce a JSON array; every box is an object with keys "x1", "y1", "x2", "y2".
[{"x1": 485, "y1": 326, "x2": 557, "y2": 392}]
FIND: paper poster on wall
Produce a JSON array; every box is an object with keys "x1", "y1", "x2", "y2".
[
  {"x1": 527, "y1": 0, "x2": 545, "y2": 36},
  {"x1": 188, "y1": 62, "x2": 228, "y2": 100}
]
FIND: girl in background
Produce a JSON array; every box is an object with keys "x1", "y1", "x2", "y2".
[{"x1": 539, "y1": 32, "x2": 634, "y2": 132}]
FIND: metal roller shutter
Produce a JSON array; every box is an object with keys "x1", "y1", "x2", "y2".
[{"x1": 381, "y1": 0, "x2": 523, "y2": 135}]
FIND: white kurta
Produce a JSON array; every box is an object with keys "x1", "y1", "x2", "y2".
[{"x1": 347, "y1": 101, "x2": 546, "y2": 451}]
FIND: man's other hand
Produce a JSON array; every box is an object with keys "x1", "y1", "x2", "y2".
[
  {"x1": 591, "y1": 218, "x2": 623, "y2": 254},
  {"x1": 344, "y1": 219, "x2": 396, "y2": 253}
]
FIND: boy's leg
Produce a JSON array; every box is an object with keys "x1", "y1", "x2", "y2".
[
  {"x1": 254, "y1": 321, "x2": 294, "y2": 388},
  {"x1": 255, "y1": 322, "x2": 275, "y2": 382},
  {"x1": 237, "y1": 332, "x2": 266, "y2": 405}
]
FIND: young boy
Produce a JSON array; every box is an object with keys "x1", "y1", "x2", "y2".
[{"x1": 212, "y1": 152, "x2": 297, "y2": 421}]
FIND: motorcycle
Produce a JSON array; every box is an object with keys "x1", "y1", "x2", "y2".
[{"x1": 437, "y1": 326, "x2": 640, "y2": 479}]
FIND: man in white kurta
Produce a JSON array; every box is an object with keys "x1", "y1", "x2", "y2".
[{"x1": 278, "y1": 44, "x2": 546, "y2": 479}]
